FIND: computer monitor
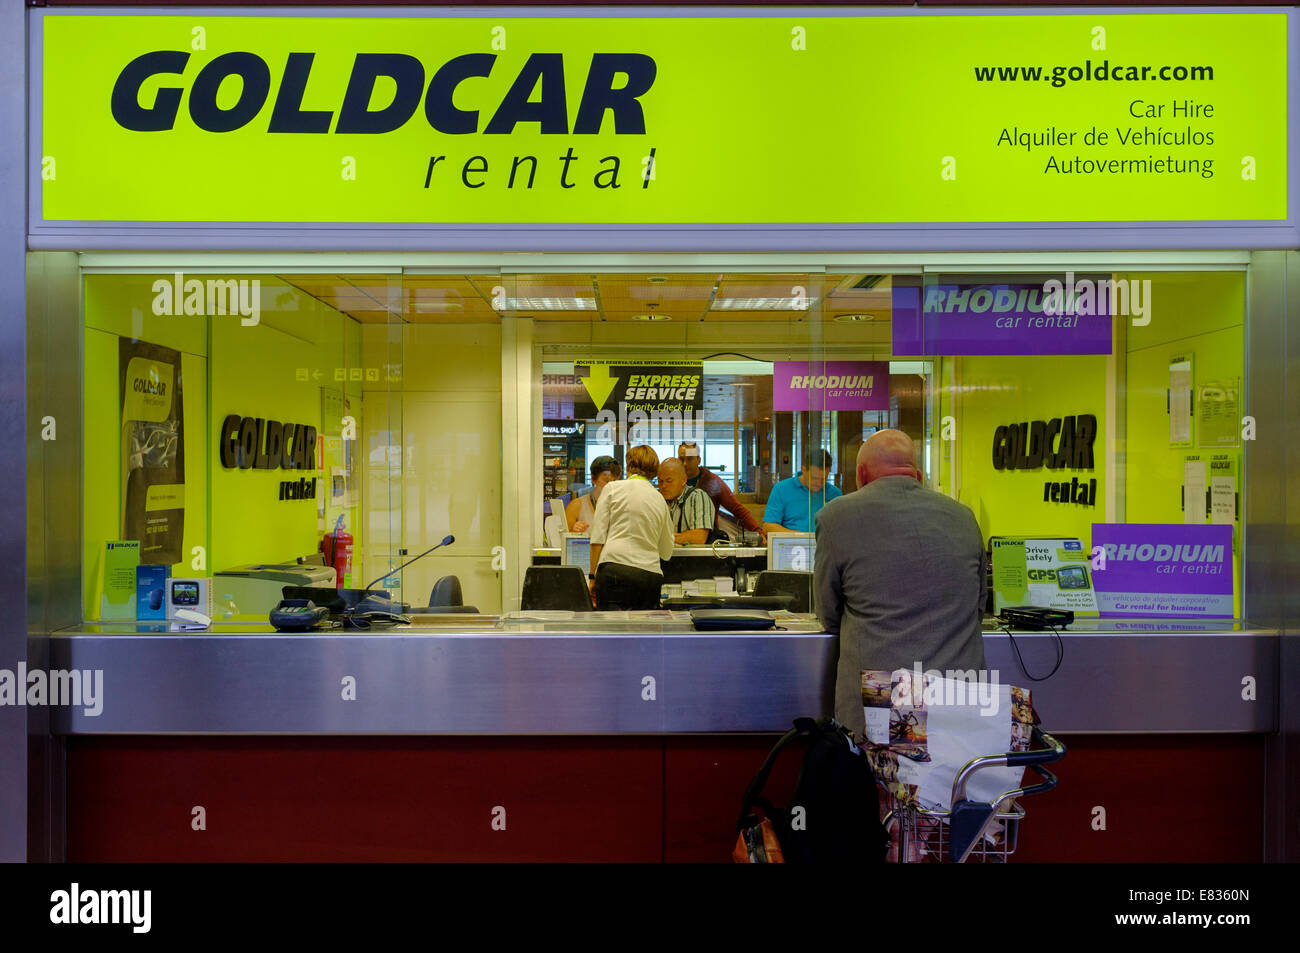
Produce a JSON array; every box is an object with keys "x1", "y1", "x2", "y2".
[
  {"x1": 767, "y1": 532, "x2": 815, "y2": 572},
  {"x1": 544, "y1": 511, "x2": 568, "y2": 548},
  {"x1": 563, "y1": 534, "x2": 591, "y2": 570}
]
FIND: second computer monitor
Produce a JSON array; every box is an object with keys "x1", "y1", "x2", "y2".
[
  {"x1": 767, "y1": 532, "x2": 815, "y2": 572},
  {"x1": 563, "y1": 534, "x2": 592, "y2": 570}
]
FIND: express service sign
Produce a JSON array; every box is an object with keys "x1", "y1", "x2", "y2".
[
  {"x1": 36, "y1": 12, "x2": 1288, "y2": 224},
  {"x1": 572, "y1": 361, "x2": 703, "y2": 418}
]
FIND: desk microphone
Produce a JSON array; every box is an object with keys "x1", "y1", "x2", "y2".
[{"x1": 363, "y1": 534, "x2": 455, "y2": 593}]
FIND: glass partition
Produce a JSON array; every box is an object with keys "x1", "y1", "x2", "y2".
[
  {"x1": 923, "y1": 270, "x2": 1246, "y2": 617},
  {"x1": 46, "y1": 263, "x2": 1249, "y2": 626},
  {"x1": 77, "y1": 270, "x2": 505, "y2": 622}
]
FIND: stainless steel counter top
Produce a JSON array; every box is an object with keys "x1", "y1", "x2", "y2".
[{"x1": 45, "y1": 620, "x2": 1277, "y2": 735}]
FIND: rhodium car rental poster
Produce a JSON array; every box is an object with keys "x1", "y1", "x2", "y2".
[{"x1": 1091, "y1": 523, "x2": 1233, "y2": 618}]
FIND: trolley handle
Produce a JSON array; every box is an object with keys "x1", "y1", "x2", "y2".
[
  {"x1": 1005, "y1": 727, "x2": 1066, "y2": 768},
  {"x1": 951, "y1": 727, "x2": 1065, "y2": 806},
  {"x1": 952, "y1": 762, "x2": 1059, "y2": 817},
  {"x1": 1014, "y1": 763, "x2": 1059, "y2": 799}
]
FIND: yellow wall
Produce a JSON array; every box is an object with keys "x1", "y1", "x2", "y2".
[
  {"x1": 361, "y1": 322, "x2": 504, "y2": 613},
  {"x1": 944, "y1": 271, "x2": 1244, "y2": 614},
  {"x1": 1119, "y1": 271, "x2": 1244, "y2": 611},
  {"x1": 82, "y1": 277, "x2": 209, "y2": 616},
  {"x1": 208, "y1": 316, "x2": 323, "y2": 570},
  {"x1": 1121, "y1": 272, "x2": 1244, "y2": 520},
  {"x1": 82, "y1": 275, "x2": 362, "y2": 618}
]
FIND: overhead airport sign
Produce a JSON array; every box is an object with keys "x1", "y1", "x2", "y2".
[
  {"x1": 573, "y1": 361, "x2": 703, "y2": 417},
  {"x1": 37, "y1": 12, "x2": 1287, "y2": 223},
  {"x1": 773, "y1": 361, "x2": 889, "y2": 411},
  {"x1": 892, "y1": 277, "x2": 1116, "y2": 356}
]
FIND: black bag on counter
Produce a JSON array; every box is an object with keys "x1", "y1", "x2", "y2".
[{"x1": 735, "y1": 717, "x2": 889, "y2": 863}]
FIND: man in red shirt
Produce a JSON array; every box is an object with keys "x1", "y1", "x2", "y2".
[{"x1": 677, "y1": 441, "x2": 765, "y2": 541}]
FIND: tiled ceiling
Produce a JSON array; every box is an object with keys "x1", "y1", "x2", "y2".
[{"x1": 279, "y1": 274, "x2": 893, "y2": 324}]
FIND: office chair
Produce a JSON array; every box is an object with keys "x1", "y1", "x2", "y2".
[
  {"x1": 417, "y1": 574, "x2": 479, "y2": 614},
  {"x1": 429, "y1": 575, "x2": 463, "y2": 607},
  {"x1": 521, "y1": 566, "x2": 593, "y2": 612},
  {"x1": 753, "y1": 570, "x2": 814, "y2": 613}
]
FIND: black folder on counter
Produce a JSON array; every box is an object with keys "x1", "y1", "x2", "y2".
[{"x1": 689, "y1": 608, "x2": 777, "y2": 631}]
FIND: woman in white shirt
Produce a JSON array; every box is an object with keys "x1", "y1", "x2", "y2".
[{"x1": 588, "y1": 445, "x2": 675, "y2": 610}]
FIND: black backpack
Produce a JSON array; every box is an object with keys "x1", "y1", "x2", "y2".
[{"x1": 736, "y1": 717, "x2": 889, "y2": 863}]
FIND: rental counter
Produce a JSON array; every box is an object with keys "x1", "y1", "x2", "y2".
[
  {"x1": 49, "y1": 618, "x2": 1275, "y2": 735},
  {"x1": 46, "y1": 618, "x2": 1275, "y2": 862}
]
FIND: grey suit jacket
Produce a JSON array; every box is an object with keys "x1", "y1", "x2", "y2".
[{"x1": 814, "y1": 475, "x2": 987, "y2": 738}]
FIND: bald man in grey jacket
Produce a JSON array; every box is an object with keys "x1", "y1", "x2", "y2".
[{"x1": 813, "y1": 430, "x2": 988, "y2": 739}]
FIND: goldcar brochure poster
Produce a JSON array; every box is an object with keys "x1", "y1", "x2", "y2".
[{"x1": 120, "y1": 339, "x2": 185, "y2": 565}]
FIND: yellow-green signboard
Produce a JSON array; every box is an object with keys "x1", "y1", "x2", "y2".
[{"x1": 38, "y1": 13, "x2": 1288, "y2": 223}]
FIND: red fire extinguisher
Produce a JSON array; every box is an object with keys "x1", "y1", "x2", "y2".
[{"x1": 321, "y1": 516, "x2": 353, "y2": 589}]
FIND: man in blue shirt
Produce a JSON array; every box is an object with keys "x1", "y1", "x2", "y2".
[{"x1": 762, "y1": 448, "x2": 842, "y2": 534}]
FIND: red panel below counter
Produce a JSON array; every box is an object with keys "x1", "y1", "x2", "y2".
[
  {"x1": 66, "y1": 737, "x2": 664, "y2": 862},
  {"x1": 65, "y1": 734, "x2": 1265, "y2": 862}
]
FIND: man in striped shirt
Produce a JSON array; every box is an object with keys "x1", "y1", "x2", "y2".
[
  {"x1": 658, "y1": 458, "x2": 716, "y2": 545},
  {"x1": 677, "y1": 441, "x2": 765, "y2": 540}
]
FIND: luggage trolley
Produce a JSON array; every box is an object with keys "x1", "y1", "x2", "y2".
[{"x1": 881, "y1": 726, "x2": 1066, "y2": 863}]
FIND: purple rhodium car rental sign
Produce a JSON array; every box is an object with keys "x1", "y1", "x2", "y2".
[
  {"x1": 1091, "y1": 524, "x2": 1234, "y2": 618},
  {"x1": 892, "y1": 278, "x2": 1114, "y2": 356},
  {"x1": 773, "y1": 361, "x2": 889, "y2": 412}
]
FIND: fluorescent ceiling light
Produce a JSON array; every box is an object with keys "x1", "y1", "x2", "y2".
[
  {"x1": 710, "y1": 296, "x2": 821, "y2": 311},
  {"x1": 504, "y1": 297, "x2": 597, "y2": 310}
]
